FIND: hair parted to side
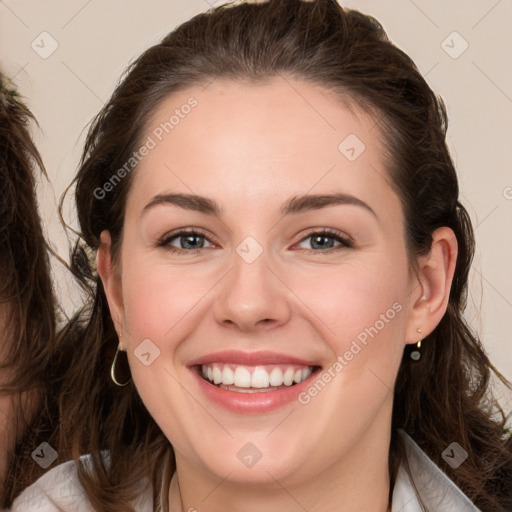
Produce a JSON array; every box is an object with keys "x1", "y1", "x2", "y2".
[
  {"x1": 57, "y1": 1, "x2": 512, "y2": 511},
  {"x1": 0, "y1": 73, "x2": 59, "y2": 507}
]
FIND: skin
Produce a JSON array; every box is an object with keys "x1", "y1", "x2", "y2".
[{"x1": 97, "y1": 77, "x2": 457, "y2": 512}]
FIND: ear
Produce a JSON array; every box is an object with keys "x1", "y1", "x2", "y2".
[
  {"x1": 404, "y1": 227, "x2": 458, "y2": 344},
  {"x1": 96, "y1": 230, "x2": 125, "y2": 343}
]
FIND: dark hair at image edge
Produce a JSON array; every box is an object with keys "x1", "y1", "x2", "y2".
[
  {"x1": 0, "y1": 74, "x2": 61, "y2": 506},
  {"x1": 54, "y1": 1, "x2": 512, "y2": 511}
]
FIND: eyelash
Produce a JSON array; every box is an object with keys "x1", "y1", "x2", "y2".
[{"x1": 157, "y1": 228, "x2": 354, "y2": 255}]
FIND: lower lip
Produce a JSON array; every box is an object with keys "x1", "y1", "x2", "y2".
[{"x1": 191, "y1": 367, "x2": 320, "y2": 414}]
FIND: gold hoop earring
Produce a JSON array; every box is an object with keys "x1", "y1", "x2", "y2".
[
  {"x1": 410, "y1": 329, "x2": 422, "y2": 361},
  {"x1": 111, "y1": 343, "x2": 131, "y2": 386}
]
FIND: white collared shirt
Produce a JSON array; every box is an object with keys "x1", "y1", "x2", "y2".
[
  {"x1": 10, "y1": 432, "x2": 480, "y2": 512},
  {"x1": 391, "y1": 431, "x2": 480, "y2": 511}
]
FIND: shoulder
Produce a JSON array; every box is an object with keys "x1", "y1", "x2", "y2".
[
  {"x1": 10, "y1": 458, "x2": 93, "y2": 512},
  {"x1": 392, "y1": 430, "x2": 481, "y2": 512},
  {"x1": 10, "y1": 456, "x2": 154, "y2": 512}
]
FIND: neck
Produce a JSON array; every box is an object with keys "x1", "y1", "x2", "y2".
[{"x1": 169, "y1": 409, "x2": 392, "y2": 512}]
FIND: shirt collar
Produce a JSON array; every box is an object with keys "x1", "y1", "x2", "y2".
[{"x1": 391, "y1": 430, "x2": 480, "y2": 511}]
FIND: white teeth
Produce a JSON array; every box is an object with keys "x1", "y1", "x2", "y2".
[
  {"x1": 283, "y1": 368, "x2": 295, "y2": 386},
  {"x1": 251, "y1": 367, "x2": 270, "y2": 388},
  {"x1": 201, "y1": 363, "x2": 315, "y2": 389},
  {"x1": 222, "y1": 365, "x2": 234, "y2": 385},
  {"x1": 233, "y1": 366, "x2": 252, "y2": 388},
  {"x1": 213, "y1": 365, "x2": 222, "y2": 384},
  {"x1": 269, "y1": 368, "x2": 283, "y2": 387}
]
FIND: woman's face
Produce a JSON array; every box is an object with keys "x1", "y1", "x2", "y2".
[{"x1": 101, "y1": 79, "x2": 428, "y2": 487}]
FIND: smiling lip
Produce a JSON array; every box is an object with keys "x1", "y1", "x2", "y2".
[
  {"x1": 188, "y1": 350, "x2": 319, "y2": 367},
  {"x1": 188, "y1": 350, "x2": 322, "y2": 414}
]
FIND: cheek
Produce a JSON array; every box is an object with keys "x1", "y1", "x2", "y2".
[
  {"x1": 119, "y1": 255, "x2": 215, "y2": 432},
  {"x1": 280, "y1": 259, "x2": 409, "y2": 460},
  {"x1": 120, "y1": 258, "x2": 195, "y2": 444},
  {"x1": 285, "y1": 255, "x2": 410, "y2": 347},
  {"x1": 120, "y1": 255, "x2": 212, "y2": 340},
  {"x1": 283, "y1": 253, "x2": 410, "y2": 417}
]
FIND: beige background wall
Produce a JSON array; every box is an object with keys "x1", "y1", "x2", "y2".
[{"x1": 1, "y1": 0, "x2": 511, "y2": 408}]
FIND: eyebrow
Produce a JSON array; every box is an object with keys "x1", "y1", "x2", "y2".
[
  {"x1": 281, "y1": 193, "x2": 376, "y2": 217},
  {"x1": 142, "y1": 192, "x2": 377, "y2": 218}
]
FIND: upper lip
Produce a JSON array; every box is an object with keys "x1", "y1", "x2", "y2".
[{"x1": 188, "y1": 350, "x2": 321, "y2": 367}]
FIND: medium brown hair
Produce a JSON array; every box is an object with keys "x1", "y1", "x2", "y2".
[
  {"x1": 0, "y1": 73, "x2": 59, "y2": 506},
  {"x1": 57, "y1": 1, "x2": 512, "y2": 510}
]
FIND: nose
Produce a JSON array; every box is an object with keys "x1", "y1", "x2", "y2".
[{"x1": 212, "y1": 246, "x2": 292, "y2": 332}]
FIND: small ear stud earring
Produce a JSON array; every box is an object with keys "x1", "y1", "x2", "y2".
[{"x1": 410, "y1": 328, "x2": 422, "y2": 361}]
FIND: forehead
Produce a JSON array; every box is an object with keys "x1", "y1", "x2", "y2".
[{"x1": 126, "y1": 77, "x2": 398, "y2": 221}]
